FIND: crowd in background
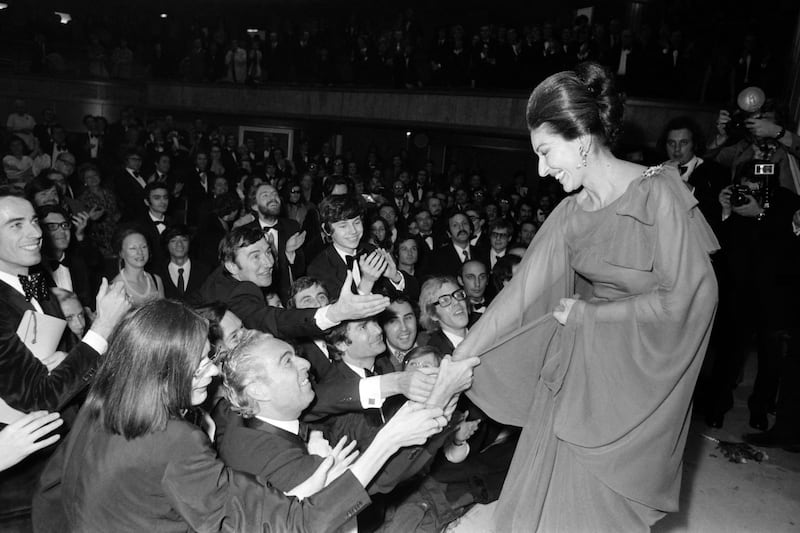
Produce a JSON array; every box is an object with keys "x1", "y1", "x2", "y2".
[
  {"x1": 0, "y1": 2, "x2": 787, "y2": 103},
  {"x1": 0, "y1": 21, "x2": 799, "y2": 525}
]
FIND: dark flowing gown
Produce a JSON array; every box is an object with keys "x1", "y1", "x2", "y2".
[{"x1": 454, "y1": 166, "x2": 719, "y2": 532}]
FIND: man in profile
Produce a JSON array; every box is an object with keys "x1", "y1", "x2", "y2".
[{"x1": 192, "y1": 226, "x2": 389, "y2": 341}]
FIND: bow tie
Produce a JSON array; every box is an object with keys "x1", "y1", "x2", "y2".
[
  {"x1": 48, "y1": 256, "x2": 70, "y2": 271},
  {"x1": 19, "y1": 272, "x2": 50, "y2": 302},
  {"x1": 154, "y1": 220, "x2": 166, "y2": 227},
  {"x1": 345, "y1": 255, "x2": 356, "y2": 270},
  {"x1": 678, "y1": 165, "x2": 688, "y2": 175},
  {"x1": 56, "y1": 144, "x2": 66, "y2": 151},
  {"x1": 472, "y1": 301, "x2": 485, "y2": 311}
]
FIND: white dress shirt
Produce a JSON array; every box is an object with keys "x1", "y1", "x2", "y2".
[
  {"x1": 168, "y1": 259, "x2": 191, "y2": 288},
  {"x1": 50, "y1": 253, "x2": 73, "y2": 292}
]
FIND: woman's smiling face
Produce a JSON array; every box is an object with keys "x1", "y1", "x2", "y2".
[{"x1": 530, "y1": 125, "x2": 586, "y2": 193}]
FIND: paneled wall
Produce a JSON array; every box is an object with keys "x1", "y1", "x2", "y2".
[{"x1": 0, "y1": 75, "x2": 718, "y2": 150}]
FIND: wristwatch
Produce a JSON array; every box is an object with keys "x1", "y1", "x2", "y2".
[{"x1": 775, "y1": 126, "x2": 787, "y2": 140}]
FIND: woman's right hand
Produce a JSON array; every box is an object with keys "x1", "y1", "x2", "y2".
[{"x1": 0, "y1": 411, "x2": 63, "y2": 472}]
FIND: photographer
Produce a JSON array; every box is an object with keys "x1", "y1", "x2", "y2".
[
  {"x1": 707, "y1": 157, "x2": 800, "y2": 431},
  {"x1": 707, "y1": 88, "x2": 800, "y2": 194}
]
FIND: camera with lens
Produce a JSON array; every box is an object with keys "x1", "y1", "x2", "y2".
[
  {"x1": 731, "y1": 161, "x2": 775, "y2": 207},
  {"x1": 729, "y1": 185, "x2": 754, "y2": 207}
]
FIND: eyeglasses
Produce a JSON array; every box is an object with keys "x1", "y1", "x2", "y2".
[
  {"x1": 491, "y1": 232, "x2": 510, "y2": 239},
  {"x1": 44, "y1": 222, "x2": 71, "y2": 231},
  {"x1": 406, "y1": 360, "x2": 437, "y2": 369},
  {"x1": 434, "y1": 288, "x2": 466, "y2": 307}
]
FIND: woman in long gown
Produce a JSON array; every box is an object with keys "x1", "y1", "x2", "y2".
[{"x1": 453, "y1": 62, "x2": 719, "y2": 532}]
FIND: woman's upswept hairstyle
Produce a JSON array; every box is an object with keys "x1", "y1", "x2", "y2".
[
  {"x1": 526, "y1": 61, "x2": 623, "y2": 147},
  {"x1": 85, "y1": 300, "x2": 209, "y2": 439}
]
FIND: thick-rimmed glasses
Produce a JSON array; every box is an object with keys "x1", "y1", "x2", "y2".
[
  {"x1": 434, "y1": 288, "x2": 466, "y2": 308},
  {"x1": 44, "y1": 222, "x2": 71, "y2": 232}
]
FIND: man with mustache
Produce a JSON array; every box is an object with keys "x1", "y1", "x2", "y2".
[{"x1": 428, "y1": 211, "x2": 486, "y2": 278}]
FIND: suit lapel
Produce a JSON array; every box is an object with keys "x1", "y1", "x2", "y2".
[
  {"x1": 244, "y1": 416, "x2": 307, "y2": 448},
  {"x1": 0, "y1": 279, "x2": 35, "y2": 317}
]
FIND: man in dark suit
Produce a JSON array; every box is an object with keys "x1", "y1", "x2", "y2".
[
  {"x1": 0, "y1": 187, "x2": 129, "y2": 519},
  {"x1": 193, "y1": 193, "x2": 239, "y2": 268},
  {"x1": 286, "y1": 276, "x2": 437, "y2": 419},
  {"x1": 135, "y1": 182, "x2": 173, "y2": 271},
  {"x1": 308, "y1": 194, "x2": 412, "y2": 299},
  {"x1": 659, "y1": 116, "x2": 728, "y2": 226},
  {"x1": 428, "y1": 211, "x2": 485, "y2": 278},
  {"x1": 240, "y1": 183, "x2": 305, "y2": 303},
  {"x1": 114, "y1": 149, "x2": 148, "y2": 223},
  {"x1": 459, "y1": 260, "x2": 491, "y2": 323},
  {"x1": 157, "y1": 225, "x2": 211, "y2": 301},
  {"x1": 148, "y1": 153, "x2": 186, "y2": 224},
  {"x1": 215, "y1": 328, "x2": 454, "y2": 533},
  {"x1": 190, "y1": 226, "x2": 389, "y2": 342},
  {"x1": 319, "y1": 316, "x2": 479, "y2": 529},
  {"x1": 184, "y1": 150, "x2": 214, "y2": 227},
  {"x1": 38, "y1": 206, "x2": 96, "y2": 309}
]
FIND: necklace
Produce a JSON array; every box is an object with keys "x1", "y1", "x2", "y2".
[{"x1": 121, "y1": 269, "x2": 152, "y2": 299}]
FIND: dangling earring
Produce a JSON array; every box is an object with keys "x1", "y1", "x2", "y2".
[{"x1": 577, "y1": 145, "x2": 588, "y2": 169}]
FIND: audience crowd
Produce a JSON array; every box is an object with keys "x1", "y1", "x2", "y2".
[
  {"x1": 1, "y1": 64, "x2": 799, "y2": 530},
  {"x1": 1, "y1": 3, "x2": 786, "y2": 103}
]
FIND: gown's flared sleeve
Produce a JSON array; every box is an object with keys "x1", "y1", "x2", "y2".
[{"x1": 453, "y1": 199, "x2": 577, "y2": 427}]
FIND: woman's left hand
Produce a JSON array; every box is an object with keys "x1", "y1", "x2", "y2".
[{"x1": 553, "y1": 297, "x2": 577, "y2": 325}]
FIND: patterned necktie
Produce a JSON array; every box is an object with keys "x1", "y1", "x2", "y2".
[
  {"x1": 19, "y1": 272, "x2": 50, "y2": 302},
  {"x1": 462, "y1": 249, "x2": 470, "y2": 262}
]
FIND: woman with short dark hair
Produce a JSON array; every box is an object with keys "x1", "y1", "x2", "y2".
[{"x1": 33, "y1": 299, "x2": 372, "y2": 532}]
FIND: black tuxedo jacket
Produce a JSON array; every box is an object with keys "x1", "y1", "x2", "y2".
[
  {"x1": 427, "y1": 243, "x2": 486, "y2": 278},
  {"x1": 307, "y1": 244, "x2": 414, "y2": 300},
  {"x1": 0, "y1": 274, "x2": 100, "y2": 513},
  {"x1": 134, "y1": 213, "x2": 174, "y2": 270},
  {"x1": 114, "y1": 169, "x2": 147, "y2": 222},
  {"x1": 184, "y1": 169, "x2": 215, "y2": 226},
  {"x1": 44, "y1": 242, "x2": 97, "y2": 309},
  {"x1": 189, "y1": 266, "x2": 322, "y2": 341},
  {"x1": 320, "y1": 358, "x2": 451, "y2": 496},
  {"x1": 686, "y1": 159, "x2": 728, "y2": 229},
  {"x1": 158, "y1": 259, "x2": 212, "y2": 301},
  {"x1": 217, "y1": 412, "x2": 323, "y2": 492},
  {"x1": 241, "y1": 217, "x2": 306, "y2": 304},
  {"x1": 193, "y1": 215, "x2": 228, "y2": 268}
]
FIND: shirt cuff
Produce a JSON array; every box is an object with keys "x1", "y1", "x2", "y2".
[
  {"x1": 359, "y1": 376, "x2": 385, "y2": 409},
  {"x1": 389, "y1": 273, "x2": 406, "y2": 290},
  {"x1": 316, "y1": 306, "x2": 340, "y2": 331},
  {"x1": 444, "y1": 442, "x2": 470, "y2": 463},
  {"x1": 82, "y1": 330, "x2": 108, "y2": 355}
]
